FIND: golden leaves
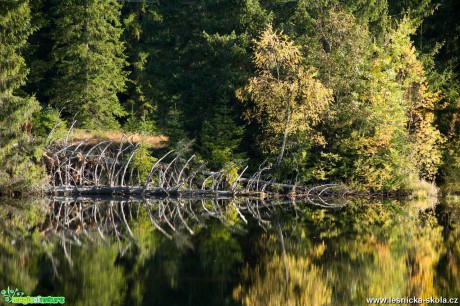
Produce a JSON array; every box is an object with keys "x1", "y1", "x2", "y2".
[{"x1": 237, "y1": 25, "x2": 332, "y2": 157}]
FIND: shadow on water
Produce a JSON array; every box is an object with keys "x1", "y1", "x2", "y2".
[{"x1": 0, "y1": 196, "x2": 459, "y2": 305}]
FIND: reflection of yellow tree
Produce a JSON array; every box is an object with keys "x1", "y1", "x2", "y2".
[
  {"x1": 356, "y1": 205, "x2": 442, "y2": 301},
  {"x1": 233, "y1": 244, "x2": 331, "y2": 306},
  {"x1": 234, "y1": 199, "x2": 446, "y2": 306},
  {"x1": 437, "y1": 199, "x2": 460, "y2": 297},
  {"x1": 406, "y1": 213, "x2": 442, "y2": 299},
  {"x1": 347, "y1": 202, "x2": 442, "y2": 302},
  {"x1": 351, "y1": 236, "x2": 406, "y2": 300}
]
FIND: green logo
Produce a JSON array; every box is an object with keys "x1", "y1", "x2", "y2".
[
  {"x1": 1, "y1": 287, "x2": 24, "y2": 303},
  {"x1": 1, "y1": 287, "x2": 65, "y2": 305}
]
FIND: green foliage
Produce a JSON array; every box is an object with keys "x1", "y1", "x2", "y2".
[
  {"x1": 441, "y1": 140, "x2": 460, "y2": 195},
  {"x1": 222, "y1": 161, "x2": 244, "y2": 188},
  {"x1": 305, "y1": 152, "x2": 343, "y2": 182},
  {"x1": 388, "y1": 18, "x2": 444, "y2": 181},
  {"x1": 31, "y1": 106, "x2": 67, "y2": 144},
  {"x1": 2, "y1": 0, "x2": 458, "y2": 192},
  {"x1": 130, "y1": 143, "x2": 157, "y2": 183},
  {"x1": 50, "y1": 0, "x2": 128, "y2": 129},
  {"x1": 200, "y1": 98, "x2": 244, "y2": 169},
  {"x1": 198, "y1": 223, "x2": 243, "y2": 276},
  {"x1": 121, "y1": 3, "x2": 157, "y2": 130},
  {"x1": 388, "y1": 0, "x2": 435, "y2": 21},
  {"x1": 294, "y1": 11, "x2": 444, "y2": 191},
  {"x1": 341, "y1": 17, "x2": 444, "y2": 191},
  {"x1": 141, "y1": 0, "x2": 269, "y2": 154},
  {"x1": 22, "y1": 0, "x2": 54, "y2": 105},
  {"x1": 123, "y1": 114, "x2": 157, "y2": 135},
  {"x1": 161, "y1": 107, "x2": 188, "y2": 146},
  {"x1": 348, "y1": 37, "x2": 411, "y2": 191},
  {"x1": 237, "y1": 25, "x2": 332, "y2": 165},
  {"x1": 0, "y1": 0, "x2": 45, "y2": 193}
]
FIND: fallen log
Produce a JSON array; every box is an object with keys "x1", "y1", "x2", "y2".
[{"x1": 46, "y1": 186, "x2": 267, "y2": 198}]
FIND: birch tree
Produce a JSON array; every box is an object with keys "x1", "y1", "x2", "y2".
[{"x1": 237, "y1": 25, "x2": 332, "y2": 164}]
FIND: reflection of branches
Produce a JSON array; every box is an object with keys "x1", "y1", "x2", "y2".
[
  {"x1": 41, "y1": 198, "x2": 305, "y2": 239},
  {"x1": 46, "y1": 251, "x2": 61, "y2": 280},
  {"x1": 41, "y1": 196, "x2": 347, "y2": 266},
  {"x1": 306, "y1": 184, "x2": 349, "y2": 208}
]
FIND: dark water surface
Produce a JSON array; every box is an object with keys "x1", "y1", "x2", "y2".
[{"x1": 0, "y1": 197, "x2": 459, "y2": 305}]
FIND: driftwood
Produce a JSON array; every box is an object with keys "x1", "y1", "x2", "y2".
[
  {"x1": 46, "y1": 183, "x2": 347, "y2": 200},
  {"x1": 47, "y1": 186, "x2": 264, "y2": 198},
  {"x1": 43, "y1": 128, "x2": 349, "y2": 206}
]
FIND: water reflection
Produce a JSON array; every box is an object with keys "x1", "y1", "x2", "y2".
[{"x1": 0, "y1": 197, "x2": 458, "y2": 305}]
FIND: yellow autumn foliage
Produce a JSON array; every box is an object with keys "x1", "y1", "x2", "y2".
[{"x1": 236, "y1": 25, "x2": 332, "y2": 163}]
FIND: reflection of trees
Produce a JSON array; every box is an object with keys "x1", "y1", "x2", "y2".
[
  {"x1": 233, "y1": 245, "x2": 331, "y2": 306},
  {"x1": 2, "y1": 197, "x2": 459, "y2": 305},
  {"x1": 198, "y1": 223, "x2": 243, "y2": 276},
  {"x1": 0, "y1": 198, "x2": 47, "y2": 292},
  {"x1": 233, "y1": 200, "x2": 446, "y2": 306},
  {"x1": 436, "y1": 199, "x2": 460, "y2": 297},
  {"x1": 311, "y1": 200, "x2": 443, "y2": 303},
  {"x1": 41, "y1": 198, "x2": 275, "y2": 241},
  {"x1": 43, "y1": 240, "x2": 126, "y2": 306},
  {"x1": 39, "y1": 198, "x2": 249, "y2": 305}
]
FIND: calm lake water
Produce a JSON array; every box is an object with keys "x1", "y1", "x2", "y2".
[{"x1": 0, "y1": 196, "x2": 459, "y2": 305}]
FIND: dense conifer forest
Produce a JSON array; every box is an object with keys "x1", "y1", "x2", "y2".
[{"x1": 1, "y1": 0, "x2": 459, "y2": 195}]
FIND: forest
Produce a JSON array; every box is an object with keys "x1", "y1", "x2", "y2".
[{"x1": 1, "y1": 0, "x2": 460, "y2": 196}]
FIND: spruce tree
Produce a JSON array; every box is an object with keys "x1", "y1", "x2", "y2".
[
  {"x1": 0, "y1": 0, "x2": 43, "y2": 191},
  {"x1": 141, "y1": 0, "x2": 269, "y2": 141},
  {"x1": 201, "y1": 97, "x2": 244, "y2": 169},
  {"x1": 120, "y1": 2, "x2": 157, "y2": 134},
  {"x1": 51, "y1": 0, "x2": 127, "y2": 129},
  {"x1": 23, "y1": 0, "x2": 55, "y2": 104}
]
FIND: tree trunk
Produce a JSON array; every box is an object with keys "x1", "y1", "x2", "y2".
[{"x1": 277, "y1": 105, "x2": 291, "y2": 166}]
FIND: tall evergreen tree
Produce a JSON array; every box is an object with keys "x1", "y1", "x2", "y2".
[
  {"x1": 23, "y1": 0, "x2": 55, "y2": 105},
  {"x1": 140, "y1": 0, "x2": 269, "y2": 163},
  {"x1": 177, "y1": 1, "x2": 269, "y2": 163},
  {"x1": 0, "y1": 0, "x2": 43, "y2": 191},
  {"x1": 121, "y1": 2, "x2": 154, "y2": 131},
  {"x1": 51, "y1": 0, "x2": 128, "y2": 129}
]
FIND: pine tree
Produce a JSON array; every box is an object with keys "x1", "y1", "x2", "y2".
[
  {"x1": 51, "y1": 0, "x2": 127, "y2": 129},
  {"x1": 0, "y1": 0, "x2": 43, "y2": 192}
]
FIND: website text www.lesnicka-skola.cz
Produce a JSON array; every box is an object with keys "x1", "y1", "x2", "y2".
[{"x1": 366, "y1": 297, "x2": 459, "y2": 304}]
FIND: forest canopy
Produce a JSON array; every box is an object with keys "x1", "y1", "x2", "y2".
[{"x1": 0, "y1": 0, "x2": 459, "y2": 194}]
